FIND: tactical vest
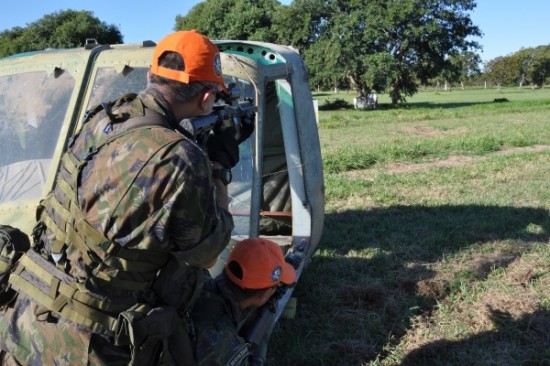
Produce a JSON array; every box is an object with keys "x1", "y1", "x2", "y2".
[{"x1": 8, "y1": 94, "x2": 189, "y2": 335}]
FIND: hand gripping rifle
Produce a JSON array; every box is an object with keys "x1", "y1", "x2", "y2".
[{"x1": 178, "y1": 83, "x2": 257, "y2": 146}]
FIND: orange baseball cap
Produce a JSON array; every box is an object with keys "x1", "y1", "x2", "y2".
[
  {"x1": 225, "y1": 238, "x2": 297, "y2": 290},
  {"x1": 150, "y1": 30, "x2": 226, "y2": 91}
]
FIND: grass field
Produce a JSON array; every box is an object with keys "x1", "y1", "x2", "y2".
[{"x1": 268, "y1": 87, "x2": 550, "y2": 365}]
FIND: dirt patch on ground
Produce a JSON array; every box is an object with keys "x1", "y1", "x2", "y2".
[
  {"x1": 471, "y1": 254, "x2": 517, "y2": 280},
  {"x1": 400, "y1": 249, "x2": 548, "y2": 354},
  {"x1": 385, "y1": 155, "x2": 478, "y2": 174},
  {"x1": 402, "y1": 126, "x2": 468, "y2": 137},
  {"x1": 466, "y1": 255, "x2": 542, "y2": 321},
  {"x1": 386, "y1": 145, "x2": 550, "y2": 174},
  {"x1": 415, "y1": 279, "x2": 450, "y2": 300},
  {"x1": 345, "y1": 145, "x2": 550, "y2": 177}
]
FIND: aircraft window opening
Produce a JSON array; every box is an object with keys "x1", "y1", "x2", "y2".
[
  {"x1": 0, "y1": 70, "x2": 75, "y2": 202},
  {"x1": 258, "y1": 81, "x2": 292, "y2": 236},
  {"x1": 87, "y1": 67, "x2": 149, "y2": 109}
]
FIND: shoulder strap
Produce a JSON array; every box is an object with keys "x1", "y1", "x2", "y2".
[{"x1": 112, "y1": 104, "x2": 170, "y2": 132}]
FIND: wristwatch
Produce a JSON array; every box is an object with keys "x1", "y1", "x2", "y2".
[{"x1": 212, "y1": 168, "x2": 232, "y2": 185}]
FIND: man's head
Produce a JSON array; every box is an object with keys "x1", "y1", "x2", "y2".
[
  {"x1": 148, "y1": 30, "x2": 225, "y2": 108},
  {"x1": 151, "y1": 30, "x2": 225, "y2": 91},
  {"x1": 224, "y1": 238, "x2": 296, "y2": 309},
  {"x1": 225, "y1": 238, "x2": 296, "y2": 290}
]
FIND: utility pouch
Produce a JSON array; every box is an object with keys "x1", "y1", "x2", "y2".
[
  {"x1": 0, "y1": 225, "x2": 31, "y2": 305},
  {"x1": 153, "y1": 257, "x2": 202, "y2": 313},
  {"x1": 114, "y1": 305, "x2": 196, "y2": 366}
]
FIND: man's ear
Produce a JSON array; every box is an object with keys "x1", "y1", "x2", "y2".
[{"x1": 198, "y1": 90, "x2": 212, "y2": 113}]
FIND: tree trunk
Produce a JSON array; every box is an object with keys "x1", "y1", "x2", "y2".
[
  {"x1": 390, "y1": 88, "x2": 399, "y2": 105},
  {"x1": 346, "y1": 74, "x2": 365, "y2": 97},
  {"x1": 519, "y1": 74, "x2": 525, "y2": 88}
]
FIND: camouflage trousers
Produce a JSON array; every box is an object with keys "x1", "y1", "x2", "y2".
[{"x1": 0, "y1": 295, "x2": 130, "y2": 365}]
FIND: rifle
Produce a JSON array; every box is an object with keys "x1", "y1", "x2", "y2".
[{"x1": 178, "y1": 83, "x2": 257, "y2": 147}]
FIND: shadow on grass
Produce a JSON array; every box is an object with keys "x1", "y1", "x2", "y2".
[
  {"x1": 404, "y1": 101, "x2": 495, "y2": 109},
  {"x1": 401, "y1": 309, "x2": 550, "y2": 366},
  {"x1": 322, "y1": 204, "x2": 549, "y2": 256},
  {"x1": 317, "y1": 100, "x2": 496, "y2": 111},
  {"x1": 269, "y1": 204, "x2": 550, "y2": 366}
]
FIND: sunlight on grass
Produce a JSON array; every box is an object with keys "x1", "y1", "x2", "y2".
[{"x1": 270, "y1": 88, "x2": 550, "y2": 366}]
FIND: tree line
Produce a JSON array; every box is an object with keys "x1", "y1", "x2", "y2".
[
  {"x1": 177, "y1": 0, "x2": 482, "y2": 104},
  {"x1": 0, "y1": 10, "x2": 122, "y2": 57},
  {"x1": 483, "y1": 45, "x2": 550, "y2": 89},
  {"x1": 1, "y1": 3, "x2": 549, "y2": 104}
]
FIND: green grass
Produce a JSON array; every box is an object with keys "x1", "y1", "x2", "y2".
[
  {"x1": 317, "y1": 88, "x2": 550, "y2": 174},
  {"x1": 269, "y1": 87, "x2": 550, "y2": 365}
]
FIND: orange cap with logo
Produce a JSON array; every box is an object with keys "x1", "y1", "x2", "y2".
[
  {"x1": 150, "y1": 30, "x2": 226, "y2": 92},
  {"x1": 225, "y1": 238, "x2": 297, "y2": 290}
]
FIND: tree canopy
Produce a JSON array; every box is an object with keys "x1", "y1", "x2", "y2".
[
  {"x1": 177, "y1": 0, "x2": 482, "y2": 104},
  {"x1": 1, "y1": 3, "x2": 547, "y2": 102},
  {"x1": 175, "y1": 0, "x2": 283, "y2": 43},
  {"x1": 483, "y1": 45, "x2": 550, "y2": 88},
  {"x1": 0, "y1": 10, "x2": 123, "y2": 58}
]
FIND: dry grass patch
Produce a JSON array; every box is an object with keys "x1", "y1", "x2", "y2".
[
  {"x1": 344, "y1": 145, "x2": 550, "y2": 176},
  {"x1": 400, "y1": 125, "x2": 469, "y2": 137},
  {"x1": 395, "y1": 244, "x2": 549, "y2": 362}
]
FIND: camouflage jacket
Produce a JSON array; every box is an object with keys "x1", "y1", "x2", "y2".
[
  {"x1": 0, "y1": 88, "x2": 237, "y2": 365},
  {"x1": 192, "y1": 275, "x2": 251, "y2": 366},
  {"x1": 35, "y1": 88, "x2": 234, "y2": 310}
]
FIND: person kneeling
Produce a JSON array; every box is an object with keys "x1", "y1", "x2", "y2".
[{"x1": 191, "y1": 238, "x2": 296, "y2": 366}]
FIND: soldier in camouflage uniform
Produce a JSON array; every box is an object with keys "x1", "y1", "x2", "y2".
[
  {"x1": 0, "y1": 30, "x2": 250, "y2": 365},
  {"x1": 191, "y1": 238, "x2": 296, "y2": 366}
]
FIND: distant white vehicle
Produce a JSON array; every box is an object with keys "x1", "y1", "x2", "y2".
[{"x1": 354, "y1": 93, "x2": 378, "y2": 109}]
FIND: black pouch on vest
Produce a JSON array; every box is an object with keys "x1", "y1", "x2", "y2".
[
  {"x1": 115, "y1": 305, "x2": 196, "y2": 366},
  {"x1": 0, "y1": 225, "x2": 31, "y2": 305}
]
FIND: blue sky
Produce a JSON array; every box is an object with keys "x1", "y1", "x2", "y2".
[{"x1": 1, "y1": 1, "x2": 548, "y2": 63}]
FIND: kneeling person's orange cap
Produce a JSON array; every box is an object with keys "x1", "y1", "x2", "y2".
[
  {"x1": 225, "y1": 238, "x2": 297, "y2": 290},
  {"x1": 150, "y1": 30, "x2": 226, "y2": 92}
]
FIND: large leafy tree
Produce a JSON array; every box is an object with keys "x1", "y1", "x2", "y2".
[
  {"x1": 271, "y1": 0, "x2": 332, "y2": 51},
  {"x1": 175, "y1": 0, "x2": 283, "y2": 43},
  {"x1": 271, "y1": 0, "x2": 336, "y2": 88},
  {"x1": 0, "y1": 10, "x2": 123, "y2": 57},
  {"x1": 484, "y1": 56, "x2": 521, "y2": 88},
  {"x1": 295, "y1": 0, "x2": 481, "y2": 104},
  {"x1": 0, "y1": 27, "x2": 25, "y2": 57},
  {"x1": 529, "y1": 57, "x2": 550, "y2": 88},
  {"x1": 175, "y1": 0, "x2": 482, "y2": 104},
  {"x1": 483, "y1": 45, "x2": 550, "y2": 89},
  {"x1": 515, "y1": 45, "x2": 550, "y2": 87}
]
